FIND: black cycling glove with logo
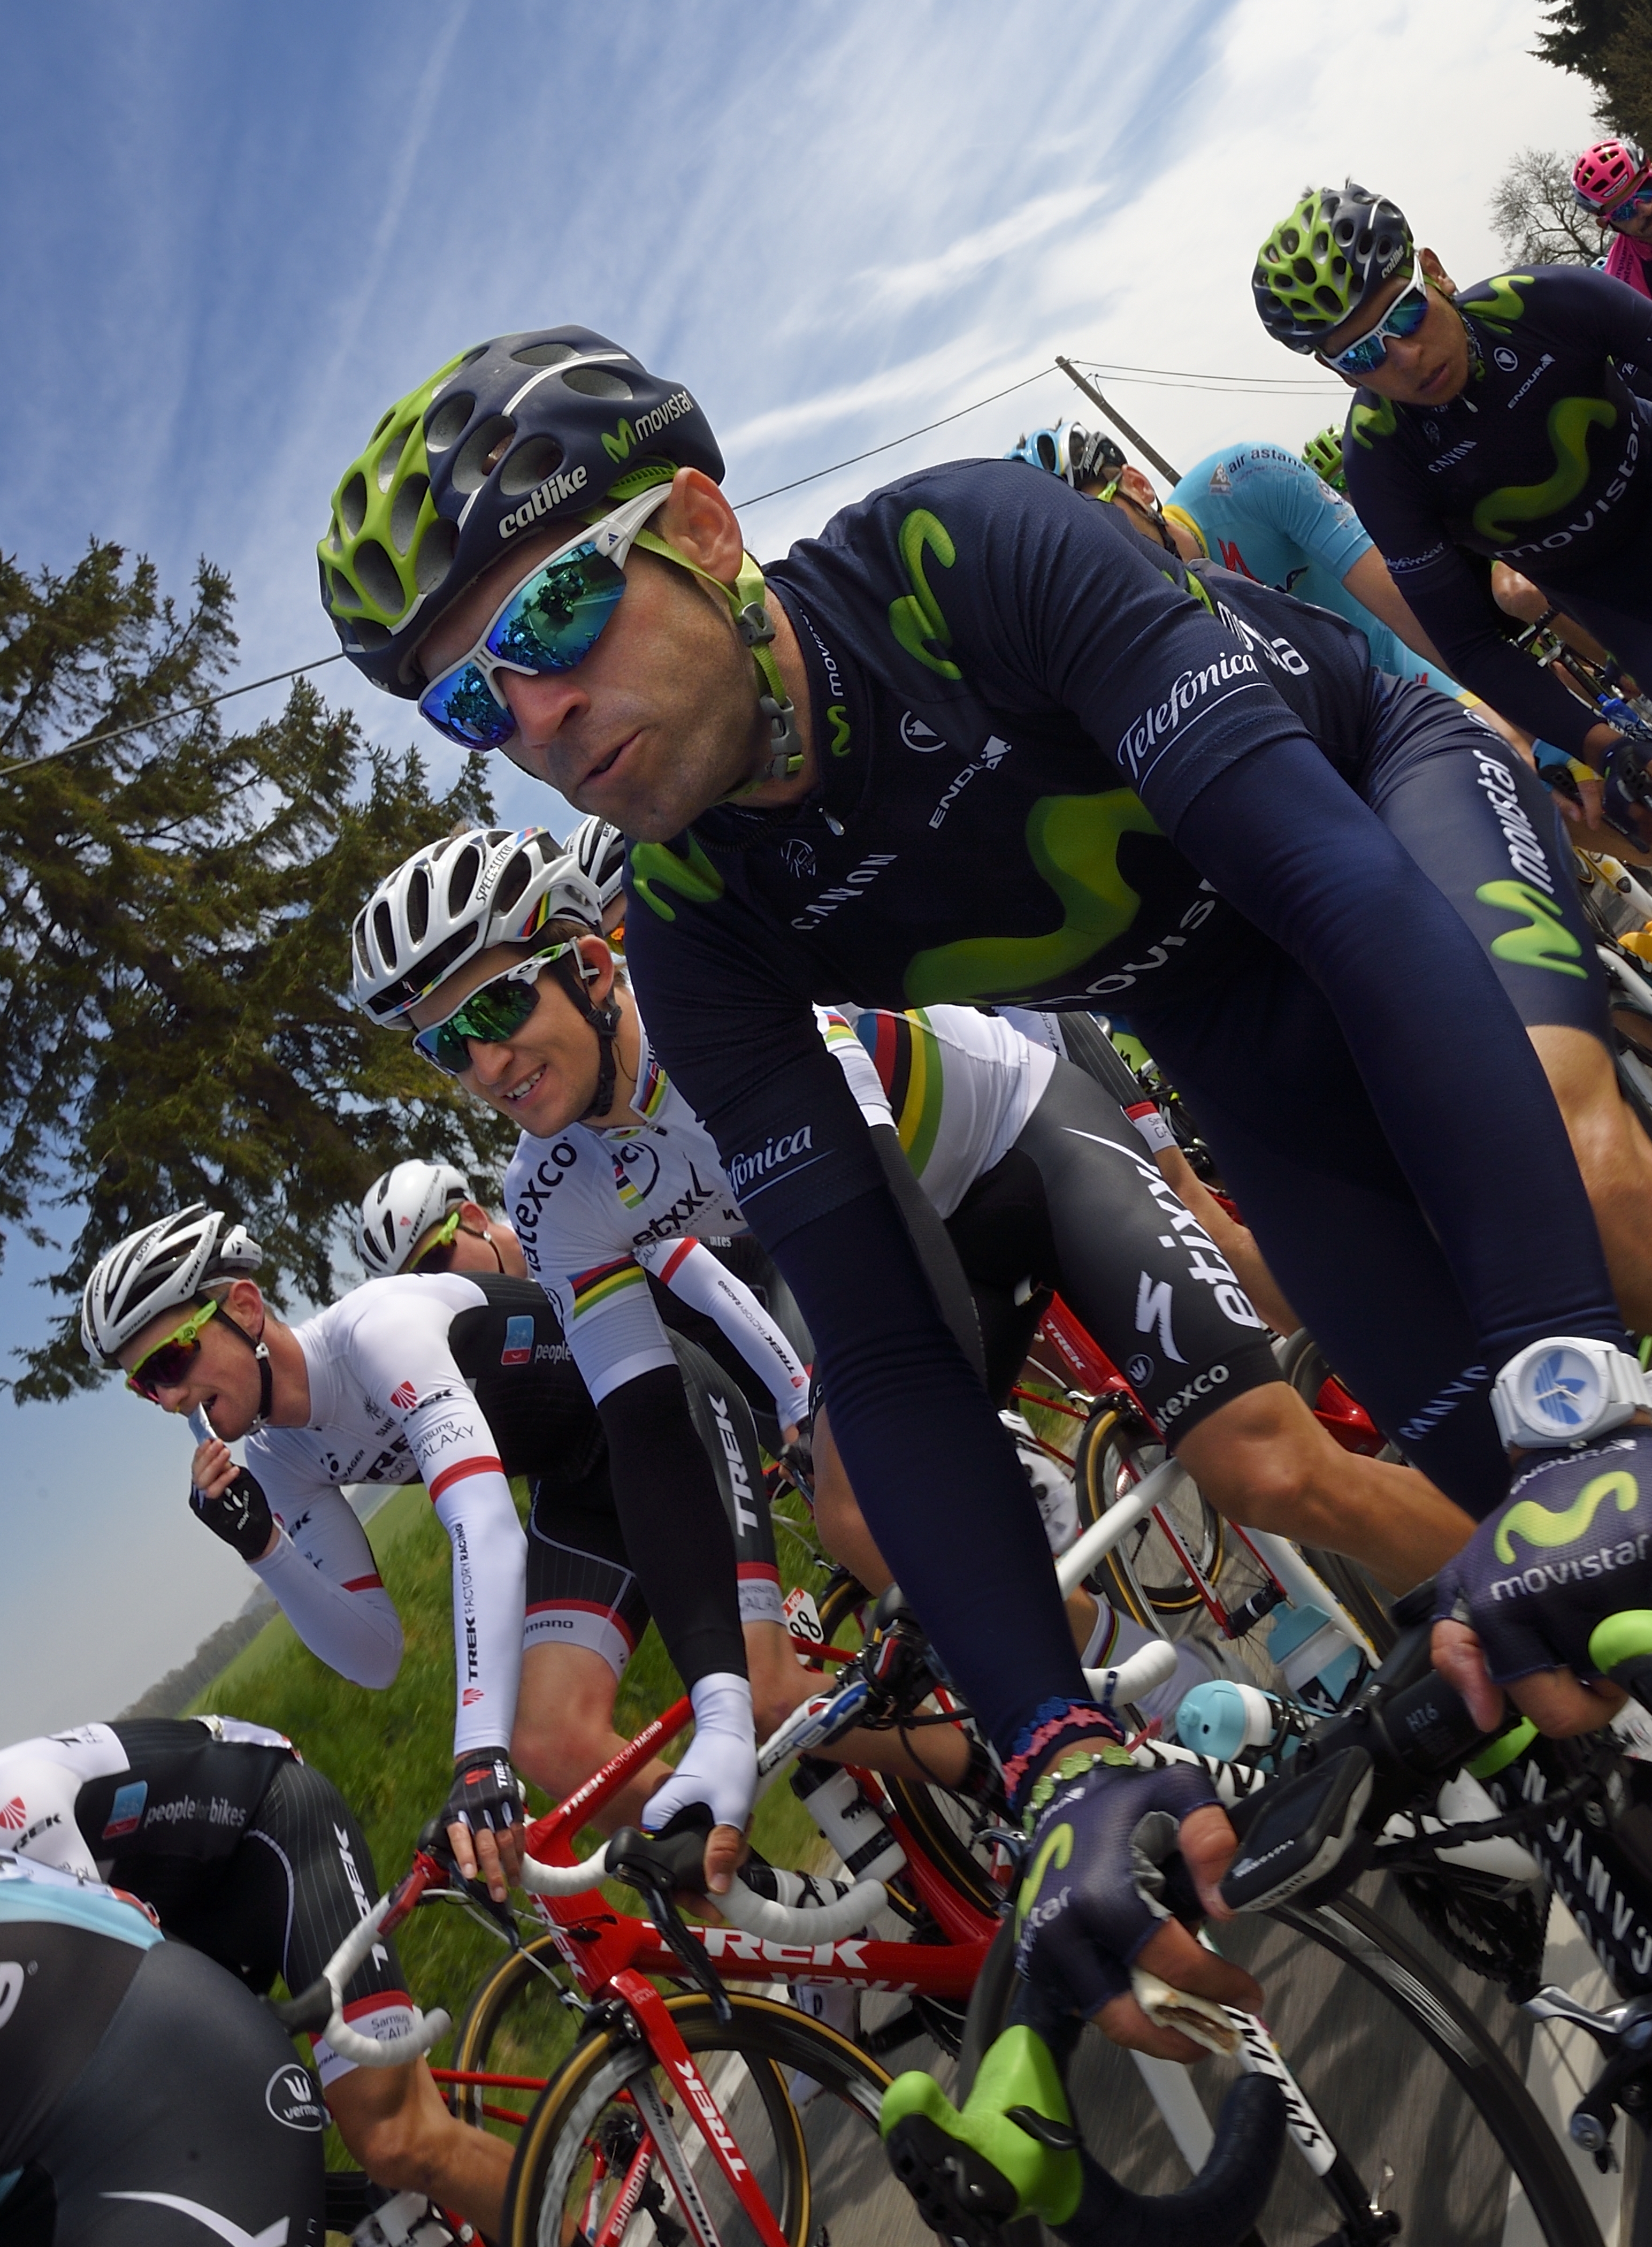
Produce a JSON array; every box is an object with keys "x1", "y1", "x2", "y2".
[
  {"x1": 444, "y1": 1751, "x2": 524, "y2": 1836},
  {"x1": 190, "y1": 1465, "x2": 276, "y2": 1564}
]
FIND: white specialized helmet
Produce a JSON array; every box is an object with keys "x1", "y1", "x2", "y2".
[
  {"x1": 565, "y1": 815, "x2": 629, "y2": 917},
  {"x1": 357, "y1": 1160, "x2": 471, "y2": 1278},
  {"x1": 351, "y1": 827, "x2": 605, "y2": 1025},
  {"x1": 81, "y1": 1203, "x2": 264, "y2": 1365}
]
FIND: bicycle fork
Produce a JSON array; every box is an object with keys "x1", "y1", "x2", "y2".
[{"x1": 613, "y1": 1973, "x2": 791, "y2": 2247}]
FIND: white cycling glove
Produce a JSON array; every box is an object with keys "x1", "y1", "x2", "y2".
[{"x1": 642, "y1": 1672, "x2": 756, "y2": 1836}]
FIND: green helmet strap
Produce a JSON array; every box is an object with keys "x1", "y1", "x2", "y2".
[{"x1": 630, "y1": 529, "x2": 805, "y2": 790}]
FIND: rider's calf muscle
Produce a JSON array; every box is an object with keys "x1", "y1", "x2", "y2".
[{"x1": 1176, "y1": 1382, "x2": 1475, "y2": 1591}]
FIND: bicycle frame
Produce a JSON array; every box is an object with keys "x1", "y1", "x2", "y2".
[{"x1": 519, "y1": 1692, "x2": 997, "y2": 1990}]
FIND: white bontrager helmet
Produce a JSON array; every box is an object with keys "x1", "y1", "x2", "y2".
[
  {"x1": 351, "y1": 827, "x2": 605, "y2": 1025},
  {"x1": 566, "y1": 815, "x2": 629, "y2": 918},
  {"x1": 358, "y1": 1160, "x2": 472, "y2": 1278},
  {"x1": 81, "y1": 1203, "x2": 264, "y2": 1365}
]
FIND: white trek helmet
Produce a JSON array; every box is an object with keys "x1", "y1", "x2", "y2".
[
  {"x1": 565, "y1": 815, "x2": 629, "y2": 920},
  {"x1": 81, "y1": 1203, "x2": 264, "y2": 1365},
  {"x1": 351, "y1": 827, "x2": 605, "y2": 1025},
  {"x1": 358, "y1": 1160, "x2": 472, "y2": 1278}
]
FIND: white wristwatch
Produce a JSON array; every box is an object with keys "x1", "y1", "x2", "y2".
[{"x1": 1490, "y1": 1335, "x2": 1651, "y2": 1451}]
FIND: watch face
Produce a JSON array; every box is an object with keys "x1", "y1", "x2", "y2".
[{"x1": 1517, "y1": 1344, "x2": 1602, "y2": 1438}]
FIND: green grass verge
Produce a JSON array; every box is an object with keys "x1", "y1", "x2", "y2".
[{"x1": 186, "y1": 1476, "x2": 832, "y2": 2173}]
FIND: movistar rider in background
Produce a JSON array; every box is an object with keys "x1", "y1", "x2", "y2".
[
  {"x1": 314, "y1": 328, "x2": 1652, "y2": 2217},
  {"x1": 1254, "y1": 179, "x2": 1652, "y2": 769}
]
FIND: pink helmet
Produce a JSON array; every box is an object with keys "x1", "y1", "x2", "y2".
[{"x1": 1573, "y1": 137, "x2": 1649, "y2": 215}]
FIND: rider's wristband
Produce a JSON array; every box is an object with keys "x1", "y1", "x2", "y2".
[{"x1": 1002, "y1": 1698, "x2": 1128, "y2": 1824}]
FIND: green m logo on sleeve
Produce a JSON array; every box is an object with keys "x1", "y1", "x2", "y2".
[
  {"x1": 888, "y1": 509, "x2": 962, "y2": 680},
  {"x1": 1474, "y1": 878, "x2": 1586, "y2": 979}
]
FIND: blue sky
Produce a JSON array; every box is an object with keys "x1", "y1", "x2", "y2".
[{"x1": 0, "y1": 0, "x2": 1599, "y2": 1738}]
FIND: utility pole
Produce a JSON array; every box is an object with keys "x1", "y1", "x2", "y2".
[{"x1": 1055, "y1": 356, "x2": 1182, "y2": 487}]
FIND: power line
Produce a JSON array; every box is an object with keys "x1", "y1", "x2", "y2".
[
  {"x1": 1, "y1": 346, "x2": 1340, "y2": 781},
  {"x1": 729, "y1": 362, "x2": 1058, "y2": 509},
  {"x1": 0, "y1": 652, "x2": 347, "y2": 782}
]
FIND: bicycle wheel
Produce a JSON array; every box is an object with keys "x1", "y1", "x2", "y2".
[
  {"x1": 959, "y1": 1896, "x2": 1600, "y2": 2247},
  {"x1": 449, "y1": 1932, "x2": 579, "y2": 2134},
  {"x1": 503, "y1": 1990, "x2": 891, "y2": 2247},
  {"x1": 1074, "y1": 1403, "x2": 1226, "y2": 1625},
  {"x1": 814, "y1": 1571, "x2": 1011, "y2": 1942}
]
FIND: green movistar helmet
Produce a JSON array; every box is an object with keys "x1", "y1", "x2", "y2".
[
  {"x1": 1302, "y1": 425, "x2": 1347, "y2": 492},
  {"x1": 1253, "y1": 182, "x2": 1413, "y2": 354},
  {"x1": 318, "y1": 327, "x2": 725, "y2": 698}
]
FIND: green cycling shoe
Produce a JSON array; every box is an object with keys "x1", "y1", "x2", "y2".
[{"x1": 881, "y1": 2024, "x2": 1082, "y2": 2244}]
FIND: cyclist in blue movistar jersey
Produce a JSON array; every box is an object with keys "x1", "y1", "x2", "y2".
[
  {"x1": 1253, "y1": 179, "x2": 1652, "y2": 772},
  {"x1": 1036, "y1": 432, "x2": 1652, "y2": 1334},
  {"x1": 317, "y1": 325, "x2": 1648, "y2": 2070}
]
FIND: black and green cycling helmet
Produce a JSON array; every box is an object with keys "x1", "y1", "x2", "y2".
[
  {"x1": 1253, "y1": 182, "x2": 1413, "y2": 353},
  {"x1": 318, "y1": 327, "x2": 725, "y2": 697},
  {"x1": 1301, "y1": 425, "x2": 1348, "y2": 492}
]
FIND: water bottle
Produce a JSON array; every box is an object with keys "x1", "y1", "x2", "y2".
[
  {"x1": 1174, "y1": 1678, "x2": 1307, "y2": 1770},
  {"x1": 791, "y1": 1756, "x2": 907, "y2": 1884},
  {"x1": 1267, "y1": 1602, "x2": 1363, "y2": 1713}
]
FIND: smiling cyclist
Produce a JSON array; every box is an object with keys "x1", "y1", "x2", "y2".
[{"x1": 315, "y1": 327, "x2": 1652, "y2": 2158}]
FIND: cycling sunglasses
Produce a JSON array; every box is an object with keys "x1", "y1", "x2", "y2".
[
  {"x1": 1610, "y1": 184, "x2": 1652, "y2": 227},
  {"x1": 409, "y1": 1207, "x2": 465, "y2": 1273},
  {"x1": 411, "y1": 939, "x2": 578, "y2": 1078},
  {"x1": 418, "y1": 484, "x2": 672, "y2": 752},
  {"x1": 126, "y1": 1296, "x2": 219, "y2": 1399},
  {"x1": 1318, "y1": 264, "x2": 1432, "y2": 377}
]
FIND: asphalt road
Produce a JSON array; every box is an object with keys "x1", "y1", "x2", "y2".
[{"x1": 789, "y1": 1878, "x2": 1634, "y2": 2247}]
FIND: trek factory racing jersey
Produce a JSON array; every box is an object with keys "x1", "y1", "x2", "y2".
[
  {"x1": 1166, "y1": 440, "x2": 1460, "y2": 696},
  {"x1": 1341, "y1": 265, "x2": 1652, "y2": 752},
  {"x1": 236, "y1": 1271, "x2": 599, "y2": 1758},
  {"x1": 504, "y1": 1001, "x2": 1054, "y2": 1407}
]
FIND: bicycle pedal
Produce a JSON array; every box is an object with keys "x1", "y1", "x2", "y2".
[
  {"x1": 884, "y1": 2114, "x2": 1019, "y2": 2247},
  {"x1": 1005, "y1": 2103, "x2": 1081, "y2": 2150}
]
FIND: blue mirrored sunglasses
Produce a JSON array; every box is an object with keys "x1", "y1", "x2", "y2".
[
  {"x1": 1318, "y1": 265, "x2": 1432, "y2": 378},
  {"x1": 417, "y1": 485, "x2": 671, "y2": 751}
]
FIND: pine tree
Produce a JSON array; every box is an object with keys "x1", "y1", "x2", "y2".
[
  {"x1": 0, "y1": 539, "x2": 515, "y2": 1400},
  {"x1": 1535, "y1": 0, "x2": 1652, "y2": 142}
]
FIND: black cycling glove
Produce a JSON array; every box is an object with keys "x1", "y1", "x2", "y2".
[
  {"x1": 444, "y1": 1751, "x2": 524, "y2": 1837},
  {"x1": 190, "y1": 1465, "x2": 276, "y2": 1564}
]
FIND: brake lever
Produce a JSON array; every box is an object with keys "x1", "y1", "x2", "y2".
[
  {"x1": 416, "y1": 1813, "x2": 522, "y2": 1947},
  {"x1": 606, "y1": 1816, "x2": 733, "y2": 2026}
]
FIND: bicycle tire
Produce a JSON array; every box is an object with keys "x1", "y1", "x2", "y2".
[
  {"x1": 1073, "y1": 1404, "x2": 1226, "y2": 1624},
  {"x1": 958, "y1": 1898, "x2": 1600, "y2": 2247},
  {"x1": 449, "y1": 1931, "x2": 578, "y2": 2132},
  {"x1": 502, "y1": 1990, "x2": 891, "y2": 2247},
  {"x1": 815, "y1": 1571, "x2": 1011, "y2": 1933}
]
